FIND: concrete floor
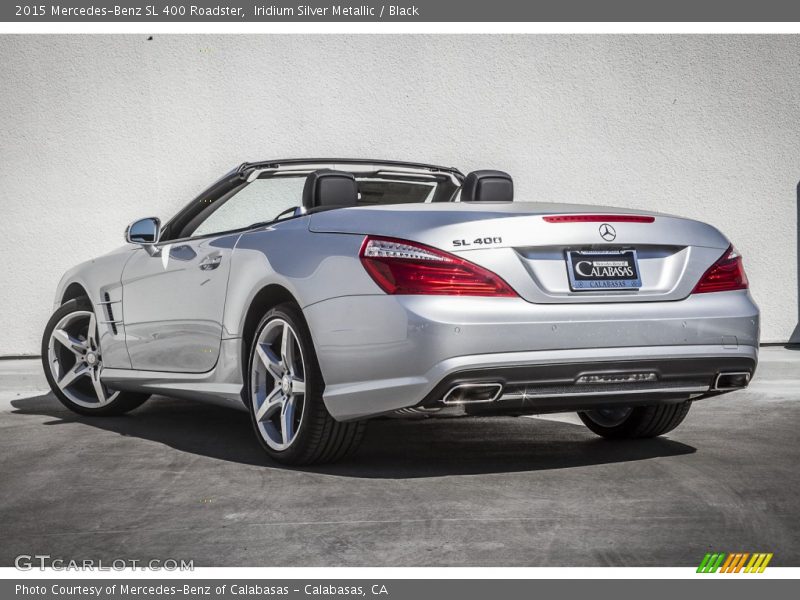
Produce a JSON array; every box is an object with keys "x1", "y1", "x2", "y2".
[{"x1": 1, "y1": 348, "x2": 798, "y2": 567}]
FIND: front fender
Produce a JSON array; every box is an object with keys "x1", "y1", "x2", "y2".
[{"x1": 51, "y1": 246, "x2": 137, "y2": 369}]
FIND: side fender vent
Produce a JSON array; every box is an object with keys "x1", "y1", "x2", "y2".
[{"x1": 103, "y1": 292, "x2": 118, "y2": 335}]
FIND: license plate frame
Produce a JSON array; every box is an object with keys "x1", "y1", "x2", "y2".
[{"x1": 566, "y1": 249, "x2": 642, "y2": 291}]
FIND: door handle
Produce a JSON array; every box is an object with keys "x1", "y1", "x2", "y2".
[{"x1": 199, "y1": 255, "x2": 222, "y2": 271}]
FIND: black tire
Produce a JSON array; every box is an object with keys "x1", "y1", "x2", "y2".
[
  {"x1": 578, "y1": 401, "x2": 692, "y2": 439},
  {"x1": 41, "y1": 298, "x2": 150, "y2": 416},
  {"x1": 245, "y1": 303, "x2": 365, "y2": 465}
]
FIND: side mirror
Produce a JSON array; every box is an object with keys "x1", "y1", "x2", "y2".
[
  {"x1": 126, "y1": 217, "x2": 161, "y2": 244},
  {"x1": 125, "y1": 217, "x2": 161, "y2": 254}
]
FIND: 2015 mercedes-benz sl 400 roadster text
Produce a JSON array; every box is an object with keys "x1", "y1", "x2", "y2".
[{"x1": 42, "y1": 159, "x2": 759, "y2": 464}]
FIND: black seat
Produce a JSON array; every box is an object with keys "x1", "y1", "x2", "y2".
[
  {"x1": 460, "y1": 170, "x2": 514, "y2": 202},
  {"x1": 302, "y1": 169, "x2": 358, "y2": 211}
]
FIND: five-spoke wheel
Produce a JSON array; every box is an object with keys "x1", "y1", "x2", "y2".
[
  {"x1": 42, "y1": 298, "x2": 149, "y2": 416},
  {"x1": 47, "y1": 309, "x2": 119, "y2": 408},
  {"x1": 246, "y1": 304, "x2": 365, "y2": 465},
  {"x1": 251, "y1": 318, "x2": 307, "y2": 451}
]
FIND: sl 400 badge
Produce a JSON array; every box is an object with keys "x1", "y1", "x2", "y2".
[{"x1": 452, "y1": 236, "x2": 503, "y2": 247}]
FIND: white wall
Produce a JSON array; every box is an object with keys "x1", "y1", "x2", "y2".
[{"x1": 1, "y1": 35, "x2": 798, "y2": 355}]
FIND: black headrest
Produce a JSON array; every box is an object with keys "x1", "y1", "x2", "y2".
[
  {"x1": 461, "y1": 170, "x2": 514, "y2": 202},
  {"x1": 302, "y1": 169, "x2": 358, "y2": 210}
]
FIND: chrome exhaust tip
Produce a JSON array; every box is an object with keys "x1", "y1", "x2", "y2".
[
  {"x1": 713, "y1": 371, "x2": 751, "y2": 391},
  {"x1": 442, "y1": 382, "x2": 503, "y2": 405}
]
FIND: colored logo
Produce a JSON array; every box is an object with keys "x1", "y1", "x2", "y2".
[{"x1": 697, "y1": 552, "x2": 773, "y2": 573}]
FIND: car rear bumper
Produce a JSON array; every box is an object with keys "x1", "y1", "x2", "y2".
[
  {"x1": 303, "y1": 291, "x2": 759, "y2": 420},
  {"x1": 417, "y1": 352, "x2": 755, "y2": 417}
]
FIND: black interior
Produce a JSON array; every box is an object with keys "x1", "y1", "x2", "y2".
[
  {"x1": 302, "y1": 169, "x2": 359, "y2": 211},
  {"x1": 461, "y1": 170, "x2": 514, "y2": 202}
]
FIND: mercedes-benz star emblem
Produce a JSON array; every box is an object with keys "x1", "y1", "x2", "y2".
[{"x1": 599, "y1": 223, "x2": 616, "y2": 242}]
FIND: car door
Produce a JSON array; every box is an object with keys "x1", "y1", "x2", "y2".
[
  {"x1": 119, "y1": 172, "x2": 304, "y2": 373},
  {"x1": 120, "y1": 233, "x2": 238, "y2": 373}
]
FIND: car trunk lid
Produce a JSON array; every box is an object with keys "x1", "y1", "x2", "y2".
[{"x1": 309, "y1": 202, "x2": 730, "y2": 303}]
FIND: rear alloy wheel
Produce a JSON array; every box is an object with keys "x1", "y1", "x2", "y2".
[
  {"x1": 42, "y1": 299, "x2": 149, "y2": 416},
  {"x1": 578, "y1": 401, "x2": 692, "y2": 439},
  {"x1": 250, "y1": 317, "x2": 306, "y2": 452},
  {"x1": 247, "y1": 303, "x2": 365, "y2": 465}
]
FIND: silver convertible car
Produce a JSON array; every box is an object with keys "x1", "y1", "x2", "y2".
[{"x1": 42, "y1": 158, "x2": 759, "y2": 464}]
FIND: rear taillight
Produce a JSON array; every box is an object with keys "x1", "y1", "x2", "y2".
[
  {"x1": 359, "y1": 236, "x2": 517, "y2": 297},
  {"x1": 692, "y1": 246, "x2": 749, "y2": 294}
]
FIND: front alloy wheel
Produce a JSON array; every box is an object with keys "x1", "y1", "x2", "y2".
[
  {"x1": 47, "y1": 309, "x2": 119, "y2": 408},
  {"x1": 42, "y1": 298, "x2": 149, "y2": 416},
  {"x1": 246, "y1": 303, "x2": 365, "y2": 465}
]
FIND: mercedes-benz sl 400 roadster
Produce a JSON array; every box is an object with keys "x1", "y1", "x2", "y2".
[{"x1": 42, "y1": 159, "x2": 759, "y2": 464}]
